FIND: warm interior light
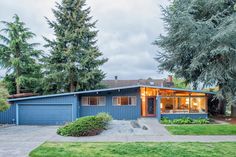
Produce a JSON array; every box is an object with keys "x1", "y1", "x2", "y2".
[{"x1": 160, "y1": 103, "x2": 163, "y2": 108}]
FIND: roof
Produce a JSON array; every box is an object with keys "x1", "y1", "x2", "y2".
[
  {"x1": 102, "y1": 79, "x2": 164, "y2": 88},
  {"x1": 8, "y1": 85, "x2": 216, "y2": 102}
]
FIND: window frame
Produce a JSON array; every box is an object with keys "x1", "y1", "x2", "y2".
[
  {"x1": 112, "y1": 96, "x2": 137, "y2": 106},
  {"x1": 81, "y1": 96, "x2": 106, "y2": 106}
]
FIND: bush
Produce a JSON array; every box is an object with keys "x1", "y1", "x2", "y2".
[
  {"x1": 161, "y1": 117, "x2": 172, "y2": 124},
  {"x1": 96, "y1": 112, "x2": 112, "y2": 124},
  {"x1": 173, "y1": 117, "x2": 193, "y2": 124},
  {"x1": 193, "y1": 118, "x2": 209, "y2": 124},
  {"x1": 161, "y1": 117, "x2": 209, "y2": 125},
  {"x1": 57, "y1": 113, "x2": 112, "y2": 137}
]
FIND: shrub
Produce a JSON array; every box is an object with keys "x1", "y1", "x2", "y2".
[
  {"x1": 193, "y1": 118, "x2": 209, "y2": 124},
  {"x1": 57, "y1": 113, "x2": 112, "y2": 137},
  {"x1": 161, "y1": 117, "x2": 209, "y2": 125},
  {"x1": 96, "y1": 112, "x2": 112, "y2": 124},
  {"x1": 173, "y1": 117, "x2": 193, "y2": 124},
  {"x1": 161, "y1": 117, "x2": 172, "y2": 124}
]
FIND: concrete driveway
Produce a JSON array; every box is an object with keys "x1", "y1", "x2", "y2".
[{"x1": 0, "y1": 125, "x2": 58, "y2": 157}]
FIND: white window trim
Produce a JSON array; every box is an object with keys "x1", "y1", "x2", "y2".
[
  {"x1": 81, "y1": 96, "x2": 106, "y2": 106},
  {"x1": 112, "y1": 96, "x2": 137, "y2": 106}
]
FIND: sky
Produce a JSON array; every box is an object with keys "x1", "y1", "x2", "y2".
[{"x1": 0, "y1": 0, "x2": 170, "y2": 80}]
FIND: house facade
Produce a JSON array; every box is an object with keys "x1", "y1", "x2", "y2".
[{"x1": 0, "y1": 85, "x2": 214, "y2": 125}]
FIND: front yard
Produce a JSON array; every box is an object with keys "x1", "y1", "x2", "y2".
[
  {"x1": 30, "y1": 142, "x2": 236, "y2": 157},
  {"x1": 166, "y1": 124, "x2": 236, "y2": 135}
]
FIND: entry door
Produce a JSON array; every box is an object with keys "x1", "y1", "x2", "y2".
[{"x1": 147, "y1": 97, "x2": 156, "y2": 116}]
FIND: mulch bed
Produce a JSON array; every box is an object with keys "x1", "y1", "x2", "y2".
[{"x1": 213, "y1": 116, "x2": 236, "y2": 124}]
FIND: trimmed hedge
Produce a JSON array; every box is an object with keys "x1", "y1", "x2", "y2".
[
  {"x1": 161, "y1": 117, "x2": 209, "y2": 125},
  {"x1": 57, "y1": 113, "x2": 112, "y2": 137}
]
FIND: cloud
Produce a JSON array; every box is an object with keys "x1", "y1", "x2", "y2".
[{"x1": 0, "y1": 0, "x2": 170, "y2": 79}]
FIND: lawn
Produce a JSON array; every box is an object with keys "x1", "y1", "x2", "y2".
[
  {"x1": 166, "y1": 124, "x2": 236, "y2": 135},
  {"x1": 29, "y1": 142, "x2": 236, "y2": 157}
]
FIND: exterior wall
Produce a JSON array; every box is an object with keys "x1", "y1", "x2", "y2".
[
  {"x1": 0, "y1": 104, "x2": 16, "y2": 124},
  {"x1": 161, "y1": 113, "x2": 208, "y2": 120},
  {"x1": 79, "y1": 88, "x2": 141, "y2": 120},
  {"x1": 13, "y1": 95, "x2": 78, "y2": 124}
]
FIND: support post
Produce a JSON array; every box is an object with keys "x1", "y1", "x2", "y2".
[{"x1": 156, "y1": 96, "x2": 161, "y2": 121}]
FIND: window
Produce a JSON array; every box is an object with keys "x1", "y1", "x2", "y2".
[
  {"x1": 161, "y1": 96, "x2": 207, "y2": 113},
  {"x1": 81, "y1": 96, "x2": 106, "y2": 106},
  {"x1": 113, "y1": 96, "x2": 136, "y2": 106}
]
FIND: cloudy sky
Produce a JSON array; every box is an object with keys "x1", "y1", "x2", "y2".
[{"x1": 0, "y1": 0, "x2": 170, "y2": 80}]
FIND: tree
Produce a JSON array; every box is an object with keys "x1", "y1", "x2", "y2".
[
  {"x1": 0, "y1": 81, "x2": 9, "y2": 111},
  {"x1": 43, "y1": 0, "x2": 107, "y2": 94},
  {"x1": 0, "y1": 15, "x2": 42, "y2": 94},
  {"x1": 173, "y1": 77, "x2": 189, "y2": 89},
  {"x1": 154, "y1": 0, "x2": 236, "y2": 109}
]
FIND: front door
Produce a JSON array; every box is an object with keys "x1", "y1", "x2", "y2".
[{"x1": 146, "y1": 97, "x2": 156, "y2": 116}]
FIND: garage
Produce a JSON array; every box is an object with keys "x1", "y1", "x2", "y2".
[{"x1": 18, "y1": 104, "x2": 72, "y2": 125}]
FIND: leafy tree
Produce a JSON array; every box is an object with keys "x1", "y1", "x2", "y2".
[
  {"x1": 154, "y1": 0, "x2": 236, "y2": 109},
  {"x1": 173, "y1": 77, "x2": 189, "y2": 89},
  {"x1": 44, "y1": 0, "x2": 107, "y2": 93},
  {"x1": 0, "y1": 15, "x2": 42, "y2": 94},
  {"x1": 0, "y1": 81, "x2": 9, "y2": 111}
]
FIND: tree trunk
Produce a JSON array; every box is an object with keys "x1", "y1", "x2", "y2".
[{"x1": 70, "y1": 82, "x2": 76, "y2": 92}]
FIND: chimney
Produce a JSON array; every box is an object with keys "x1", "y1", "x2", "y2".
[
  {"x1": 167, "y1": 75, "x2": 173, "y2": 82},
  {"x1": 115, "y1": 76, "x2": 118, "y2": 80}
]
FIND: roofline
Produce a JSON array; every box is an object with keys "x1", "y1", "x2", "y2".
[
  {"x1": 8, "y1": 85, "x2": 216, "y2": 102},
  {"x1": 142, "y1": 85, "x2": 216, "y2": 95},
  {"x1": 8, "y1": 85, "x2": 141, "y2": 102}
]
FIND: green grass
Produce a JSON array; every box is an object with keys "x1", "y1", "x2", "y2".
[
  {"x1": 166, "y1": 124, "x2": 236, "y2": 135},
  {"x1": 29, "y1": 142, "x2": 236, "y2": 157}
]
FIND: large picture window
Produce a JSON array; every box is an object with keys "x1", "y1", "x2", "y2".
[
  {"x1": 81, "y1": 96, "x2": 106, "y2": 106},
  {"x1": 113, "y1": 96, "x2": 136, "y2": 106},
  {"x1": 161, "y1": 96, "x2": 206, "y2": 113}
]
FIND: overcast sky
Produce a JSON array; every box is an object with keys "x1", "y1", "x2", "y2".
[{"x1": 0, "y1": 0, "x2": 170, "y2": 80}]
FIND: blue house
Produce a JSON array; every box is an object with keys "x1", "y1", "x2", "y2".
[{"x1": 0, "y1": 85, "x2": 215, "y2": 125}]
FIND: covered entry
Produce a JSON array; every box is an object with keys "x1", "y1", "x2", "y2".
[{"x1": 18, "y1": 104, "x2": 72, "y2": 125}]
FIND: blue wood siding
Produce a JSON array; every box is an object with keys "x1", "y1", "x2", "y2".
[
  {"x1": 14, "y1": 95, "x2": 77, "y2": 124},
  {"x1": 161, "y1": 113, "x2": 208, "y2": 119},
  {"x1": 0, "y1": 104, "x2": 16, "y2": 124},
  {"x1": 79, "y1": 88, "x2": 141, "y2": 120},
  {"x1": 18, "y1": 104, "x2": 72, "y2": 125}
]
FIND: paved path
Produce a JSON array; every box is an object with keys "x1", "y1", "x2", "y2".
[{"x1": 1, "y1": 124, "x2": 236, "y2": 157}]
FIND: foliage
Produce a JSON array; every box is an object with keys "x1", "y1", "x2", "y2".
[
  {"x1": 30, "y1": 142, "x2": 236, "y2": 157},
  {"x1": 57, "y1": 113, "x2": 112, "y2": 137},
  {"x1": 161, "y1": 117, "x2": 209, "y2": 124},
  {"x1": 43, "y1": 0, "x2": 107, "y2": 94},
  {"x1": 154, "y1": 0, "x2": 236, "y2": 105},
  {"x1": 0, "y1": 81, "x2": 9, "y2": 111},
  {"x1": 173, "y1": 77, "x2": 189, "y2": 89},
  {"x1": 166, "y1": 124, "x2": 236, "y2": 135},
  {"x1": 96, "y1": 112, "x2": 112, "y2": 125},
  {"x1": 0, "y1": 14, "x2": 42, "y2": 94}
]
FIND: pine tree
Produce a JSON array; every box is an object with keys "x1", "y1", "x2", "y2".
[
  {"x1": 0, "y1": 15, "x2": 42, "y2": 94},
  {"x1": 154, "y1": 0, "x2": 236, "y2": 107},
  {"x1": 44, "y1": 0, "x2": 107, "y2": 93}
]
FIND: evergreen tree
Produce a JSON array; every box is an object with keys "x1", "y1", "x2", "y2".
[
  {"x1": 0, "y1": 81, "x2": 9, "y2": 111},
  {"x1": 154, "y1": 0, "x2": 236, "y2": 107},
  {"x1": 0, "y1": 15, "x2": 42, "y2": 94},
  {"x1": 44, "y1": 0, "x2": 107, "y2": 93}
]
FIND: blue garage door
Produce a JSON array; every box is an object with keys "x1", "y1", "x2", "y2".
[{"x1": 19, "y1": 104, "x2": 72, "y2": 125}]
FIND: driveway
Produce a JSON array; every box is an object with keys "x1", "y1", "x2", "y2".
[{"x1": 0, "y1": 125, "x2": 58, "y2": 157}]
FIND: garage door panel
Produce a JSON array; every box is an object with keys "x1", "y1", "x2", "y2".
[{"x1": 19, "y1": 104, "x2": 72, "y2": 125}]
